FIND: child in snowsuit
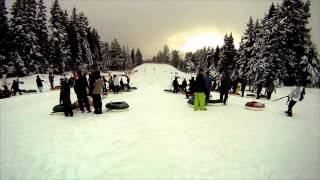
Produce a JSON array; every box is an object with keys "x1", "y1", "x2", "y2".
[
  {"x1": 204, "y1": 71, "x2": 213, "y2": 102},
  {"x1": 285, "y1": 82, "x2": 305, "y2": 117},
  {"x1": 194, "y1": 68, "x2": 206, "y2": 110},
  {"x1": 60, "y1": 80, "x2": 73, "y2": 117}
]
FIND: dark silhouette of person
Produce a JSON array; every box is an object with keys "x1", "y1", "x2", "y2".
[
  {"x1": 172, "y1": 77, "x2": 179, "y2": 93},
  {"x1": 74, "y1": 71, "x2": 91, "y2": 113},
  {"x1": 11, "y1": 80, "x2": 22, "y2": 95}
]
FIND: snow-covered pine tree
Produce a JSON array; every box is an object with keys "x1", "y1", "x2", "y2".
[
  {"x1": 131, "y1": 48, "x2": 135, "y2": 66},
  {"x1": 218, "y1": 33, "x2": 237, "y2": 78},
  {"x1": 88, "y1": 28, "x2": 103, "y2": 68},
  {"x1": 232, "y1": 16, "x2": 257, "y2": 82},
  {"x1": 279, "y1": 0, "x2": 319, "y2": 86},
  {"x1": 0, "y1": 0, "x2": 9, "y2": 73},
  {"x1": 49, "y1": 0, "x2": 70, "y2": 73},
  {"x1": 68, "y1": 7, "x2": 82, "y2": 70},
  {"x1": 110, "y1": 38, "x2": 122, "y2": 59},
  {"x1": 136, "y1": 48, "x2": 143, "y2": 65},
  {"x1": 171, "y1": 50, "x2": 180, "y2": 68},
  {"x1": 249, "y1": 3, "x2": 287, "y2": 87},
  {"x1": 35, "y1": 0, "x2": 48, "y2": 73},
  {"x1": 78, "y1": 12, "x2": 92, "y2": 70},
  {"x1": 213, "y1": 45, "x2": 220, "y2": 68}
]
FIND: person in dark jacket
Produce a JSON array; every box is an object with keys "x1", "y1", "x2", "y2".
[
  {"x1": 194, "y1": 68, "x2": 206, "y2": 110},
  {"x1": 74, "y1": 71, "x2": 91, "y2": 113},
  {"x1": 60, "y1": 79, "x2": 73, "y2": 117},
  {"x1": 204, "y1": 71, "x2": 213, "y2": 101},
  {"x1": 256, "y1": 82, "x2": 263, "y2": 99},
  {"x1": 11, "y1": 80, "x2": 22, "y2": 95},
  {"x1": 266, "y1": 80, "x2": 275, "y2": 100},
  {"x1": 36, "y1": 75, "x2": 44, "y2": 92},
  {"x1": 172, "y1": 77, "x2": 179, "y2": 93},
  {"x1": 219, "y1": 75, "x2": 232, "y2": 105},
  {"x1": 49, "y1": 73, "x2": 54, "y2": 89},
  {"x1": 241, "y1": 80, "x2": 247, "y2": 97},
  {"x1": 181, "y1": 78, "x2": 187, "y2": 92},
  {"x1": 120, "y1": 78, "x2": 124, "y2": 91}
]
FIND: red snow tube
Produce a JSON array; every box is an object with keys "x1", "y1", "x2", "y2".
[
  {"x1": 245, "y1": 101, "x2": 265, "y2": 111},
  {"x1": 101, "y1": 91, "x2": 108, "y2": 96}
]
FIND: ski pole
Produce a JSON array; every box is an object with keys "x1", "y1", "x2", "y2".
[{"x1": 273, "y1": 96, "x2": 289, "y2": 102}]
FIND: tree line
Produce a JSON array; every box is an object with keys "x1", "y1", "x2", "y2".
[
  {"x1": 151, "y1": 0, "x2": 319, "y2": 87},
  {"x1": 0, "y1": 0, "x2": 143, "y2": 77}
]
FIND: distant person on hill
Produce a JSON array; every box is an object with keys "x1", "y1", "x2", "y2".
[
  {"x1": 241, "y1": 80, "x2": 247, "y2": 97},
  {"x1": 91, "y1": 71, "x2": 102, "y2": 114},
  {"x1": 36, "y1": 75, "x2": 44, "y2": 92},
  {"x1": 108, "y1": 76, "x2": 114, "y2": 92},
  {"x1": 60, "y1": 79, "x2": 73, "y2": 117},
  {"x1": 113, "y1": 75, "x2": 120, "y2": 94},
  {"x1": 219, "y1": 75, "x2": 232, "y2": 105},
  {"x1": 11, "y1": 80, "x2": 22, "y2": 96},
  {"x1": 49, "y1": 73, "x2": 54, "y2": 89},
  {"x1": 172, "y1": 77, "x2": 179, "y2": 93},
  {"x1": 204, "y1": 71, "x2": 213, "y2": 101},
  {"x1": 181, "y1": 78, "x2": 187, "y2": 92},
  {"x1": 285, "y1": 81, "x2": 305, "y2": 117},
  {"x1": 256, "y1": 82, "x2": 263, "y2": 99},
  {"x1": 120, "y1": 78, "x2": 124, "y2": 91},
  {"x1": 102, "y1": 76, "x2": 108, "y2": 92},
  {"x1": 74, "y1": 71, "x2": 91, "y2": 113},
  {"x1": 194, "y1": 68, "x2": 206, "y2": 111}
]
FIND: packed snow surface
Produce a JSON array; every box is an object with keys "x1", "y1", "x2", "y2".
[{"x1": 1, "y1": 63, "x2": 319, "y2": 179}]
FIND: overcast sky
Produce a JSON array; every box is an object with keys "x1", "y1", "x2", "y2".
[{"x1": 7, "y1": 0, "x2": 320, "y2": 59}]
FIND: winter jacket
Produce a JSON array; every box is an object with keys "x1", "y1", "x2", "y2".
[
  {"x1": 36, "y1": 77, "x2": 43, "y2": 87},
  {"x1": 219, "y1": 78, "x2": 232, "y2": 94},
  {"x1": 11, "y1": 81, "x2": 19, "y2": 90},
  {"x1": 49, "y1": 75, "x2": 54, "y2": 83},
  {"x1": 204, "y1": 75, "x2": 213, "y2": 90},
  {"x1": 195, "y1": 73, "x2": 206, "y2": 93},
  {"x1": 74, "y1": 76, "x2": 89, "y2": 96},
  {"x1": 182, "y1": 80, "x2": 187, "y2": 87},
  {"x1": 173, "y1": 79, "x2": 179, "y2": 88},
  {"x1": 60, "y1": 81, "x2": 71, "y2": 103},
  {"x1": 289, "y1": 86, "x2": 305, "y2": 101},
  {"x1": 92, "y1": 78, "x2": 102, "y2": 95},
  {"x1": 188, "y1": 79, "x2": 195, "y2": 92}
]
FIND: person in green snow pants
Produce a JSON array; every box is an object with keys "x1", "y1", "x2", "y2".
[{"x1": 194, "y1": 68, "x2": 207, "y2": 111}]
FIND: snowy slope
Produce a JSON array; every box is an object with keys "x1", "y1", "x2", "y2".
[{"x1": 0, "y1": 63, "x2": 319, "y2": 180}]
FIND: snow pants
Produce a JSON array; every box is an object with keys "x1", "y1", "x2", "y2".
[
  {"x1": 63, "y1": 100, "x2": 73, "y2": 117},
  {"x1": 220, "y1": 92, "x2": 228, "y2": 105},
  {"x1": 286, "y1": 100, "x2": 297, "y2": 116},
  {"x1": 92, "y1": 94, "x2": 102, "y2": 114},
  {"x1": 194, "y1": 92, "x2": 206, "y2": 110}
]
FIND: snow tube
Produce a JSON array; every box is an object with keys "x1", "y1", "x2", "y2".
[
  {"x1": 101, "y1": 91, "x2": 108, "y2": 96},
  {"x1": 52, "y1": 104, "x2": 77, "y2": 113},
  {"x1": 245, "y1": 101, "x2": 265, "y2": 111},
  {"x1": 130, "y1": 87, "x2": 137, "y2": 90},
  {"x1": 22, "y1": 89, "x2": 37, "y2": 93},
  {"x1": 105, "y1": 101, "x2": 129, "y2": 111},
  {"x1": 164, "y1": 89, "x2": 173, "y2": 92},
  {"x1": 246, "y1": 93, "x2": 256, "y2": 97}
]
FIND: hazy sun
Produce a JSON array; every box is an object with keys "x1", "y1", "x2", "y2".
[{"x1": 180, "y1": 32, "x2": 224, "y2": 52}]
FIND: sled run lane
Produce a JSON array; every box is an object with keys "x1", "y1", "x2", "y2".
[{"x1": 1, "y1": 64, "x2": 320, "y2": 179}]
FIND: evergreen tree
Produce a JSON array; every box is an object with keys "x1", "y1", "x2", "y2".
[
  {"x1": 171, "y1": 50, "x2": 180, "y2": 68},
  {"x1": 232, "y1": 16, "x2": 257, "y2": 82},
  {"x1": 49, "y1": 0, "x2": 70, "y2": 73},
  {"x1": 218, "y1": 33, "x2": 237, "y2": 77},
  {"x1": 136, "y1": 48, "x2": 143, "y2": 65},
  {"x1": 213, "y1": 46, "x2": 220, "y2": 68},
  {"x1": 0, "y1": 0, "x2": 8, "y2": 72},
  {"x1": 110, "y1": 38, "x2": 121, "y2": 58},
  {"x1": 35, "y1": 0, "x2": 48, "y2": 73},
  {"x1": 131, "y1": 48, "x2": 135, "y2": 66},
  {"x1": 279, "y1": 0, "x2": 319, "y2": 85}
]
